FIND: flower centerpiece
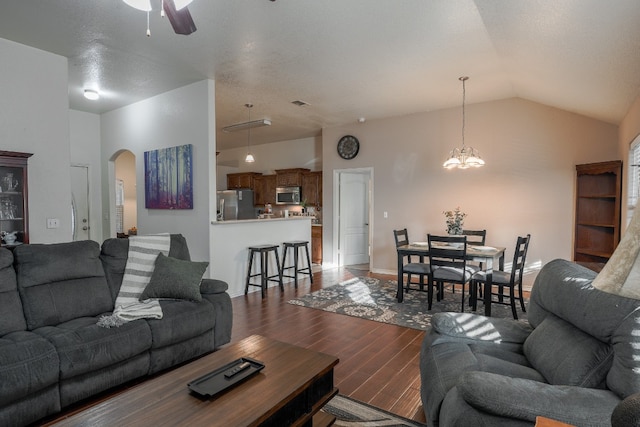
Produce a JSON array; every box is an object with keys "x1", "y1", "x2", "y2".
[{"x1": 443, "y1": 207, "x2": 466, "y2": 235}]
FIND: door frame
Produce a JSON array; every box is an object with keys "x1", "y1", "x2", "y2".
[
  {"x1": 70, "y1": 163, "x2": 91, "y2": 241},
  {"x1": 332, "y1": 167, "x2": 374, "y2": 268}
]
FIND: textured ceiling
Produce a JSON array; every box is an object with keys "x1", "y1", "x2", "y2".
[{"x1": 1, "y1": 0, "x2": 639, "y2": 150}]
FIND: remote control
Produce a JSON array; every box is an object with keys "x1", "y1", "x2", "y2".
[{"x1": 224, "y1": 361, "x2": 251, "y2": 378}]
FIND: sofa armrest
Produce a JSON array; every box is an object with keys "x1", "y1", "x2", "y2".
[
  {"x1": 458, "y1": 371, "x2": 620, "y2": 426},
  {"x1": 200, "y1": 278, "x2": 229, "y2": 294},
  {"x1": 431, "y1": 312, "x2": 533, "y2": 344}
]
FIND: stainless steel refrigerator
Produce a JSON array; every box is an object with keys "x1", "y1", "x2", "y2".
[{"x1": 216, "y1": 189, "x2": 255, "y2": 220}]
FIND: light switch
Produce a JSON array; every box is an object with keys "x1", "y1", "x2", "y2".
[{"x1": 383, "y1": 211, "x2": 388, "y2": 219}]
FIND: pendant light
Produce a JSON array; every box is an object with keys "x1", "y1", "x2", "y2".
[
  {"x1": 443, "y1": 76, "x2": 485, "y2": 169},
  {"x1": 245, "y1": 104, "x2": 255, "y2": 163}
]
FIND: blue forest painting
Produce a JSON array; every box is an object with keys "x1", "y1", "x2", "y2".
[{"x1": 144, "y1": 144, "x2": 193, "y2": 209}]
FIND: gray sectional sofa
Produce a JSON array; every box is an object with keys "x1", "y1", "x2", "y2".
[
  {"x1": 421, "y1": 258, "x2": 640, "y2": 427},
  {"x1": 0, "y1": 235, "x2": 232, "y2": 426}
]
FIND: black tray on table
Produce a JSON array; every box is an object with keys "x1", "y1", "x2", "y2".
[{"x1": 188, "y1": 357, "x2": 265, "y2": 398}]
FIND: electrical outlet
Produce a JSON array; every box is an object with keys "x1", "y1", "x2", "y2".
[{"x1": 46, "y1": 218, "x2": 60, "y2": 229}]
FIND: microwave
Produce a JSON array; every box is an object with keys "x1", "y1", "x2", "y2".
[{"x1": 275, "y1": 186, "x2": 301, "y2": 205}]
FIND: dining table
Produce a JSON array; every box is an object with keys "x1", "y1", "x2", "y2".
[{"x1": 396, "y1": 242, "x2": 505, "y2": 316}]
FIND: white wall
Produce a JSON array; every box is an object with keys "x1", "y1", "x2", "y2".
[
  {"x1": 69, "y1": 109, "x2": 103, "y2": 241},
  {"x1": 101, "y1": 80, "x2": 216, "y2": 262},
  {"x1": 0, "y1": 38, "x2": 72, "y2": 243},
  {"x1": 322, "y1": 97, "x2": 619, "y2": 275},
  {"x1": 216, "y1": 136, "x2": 322, "y2": 185}
]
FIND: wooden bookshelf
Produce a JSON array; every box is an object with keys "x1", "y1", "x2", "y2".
[{"x1": 574, "y1": 161, "x2": 622, "y2": 267}]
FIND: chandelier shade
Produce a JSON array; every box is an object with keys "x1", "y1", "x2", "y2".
[{"x1": 443, "y1": 76, "x2": 485, "y2": 169}]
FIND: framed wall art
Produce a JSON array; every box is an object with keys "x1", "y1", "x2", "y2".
[{"x1": 144, "y1": 144, "x2": 193, "y2": 209}]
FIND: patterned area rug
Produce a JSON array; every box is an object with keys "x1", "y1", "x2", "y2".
[
  {"x1": 288, "y1": 277, "x2": 528, "y2": 330},
  {"x1": 323, "y1": 395, "x2": 425, "y2": 426}
]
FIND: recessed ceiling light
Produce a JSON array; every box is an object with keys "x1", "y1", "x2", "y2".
[{"x1": 83, "y1": 89, "x2": 100, "y2": 101}]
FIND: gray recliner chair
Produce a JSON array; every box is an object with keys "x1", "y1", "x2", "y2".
[{"x1": 420, "y1": 258, "x2": 640, "y2": 427}]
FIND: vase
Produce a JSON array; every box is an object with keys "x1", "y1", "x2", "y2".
[
  {"x1": 3, "y1": 232, "x2": 17, "y2": 245},
  {"x1": 448, "y1": 232, "x2": 464, "y2": 248}
]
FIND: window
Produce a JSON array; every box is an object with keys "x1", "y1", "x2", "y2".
[{"x1": 628, "y1": 135, "x2": 640, "y2": 222}]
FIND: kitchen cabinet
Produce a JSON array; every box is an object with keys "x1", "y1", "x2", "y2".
[
  {"x1": 302, "y1": 171, "x2": 322, "y2": 207},
  {"x1": 254, "y1": 174, "x2": 276, "y2": 206},
  {"x1": 227, "y1": 172, "x2": 262, "y2": 190},
  {"x1": 0, "y1": 151, "x2": 33, "y2": 246},
  {"x1": 275, "y1": 168, "x2": 310, "y2": 187},
  {"x1": 574, "y1": 160, "x2": 622, "y2": 268},
  {"x1": 312, "y1": 225, "x2": 322, "y2": 264}
]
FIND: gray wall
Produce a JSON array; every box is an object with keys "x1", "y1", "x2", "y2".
[{"x1": 100, "y1": 80, "x2": 216, "y2": 262}]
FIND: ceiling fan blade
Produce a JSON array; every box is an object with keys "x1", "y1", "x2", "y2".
[{"x1": 163, "y1": 0, "x2": 197, "y2": 35}]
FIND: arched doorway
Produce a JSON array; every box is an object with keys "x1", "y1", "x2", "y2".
[{"x1": 113, "y1": 150, "x2": 137, "y2": 237}]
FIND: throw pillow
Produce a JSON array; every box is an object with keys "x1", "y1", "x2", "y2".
[
  {"x1": 523, "y1": 314, "x2": 613, "y2": 387},
  {"x1": 139, "y1": 253, "x2": 208, "y2": 302}
]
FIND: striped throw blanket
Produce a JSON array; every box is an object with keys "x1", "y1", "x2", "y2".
[{"x1": 98, "y1": 233, "x2": 171, "y2": 328}]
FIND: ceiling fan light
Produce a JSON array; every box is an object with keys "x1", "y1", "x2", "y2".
[
  {"x1": 123, "y1": 0, "x2": 152, "y2": 12},
  {"x1": 173, "y1": 0, "x2": 193, "y2": 10}
]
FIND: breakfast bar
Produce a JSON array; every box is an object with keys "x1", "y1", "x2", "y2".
[{"x1": 210, "y1": 216, "x2": 313, "y2": 297}]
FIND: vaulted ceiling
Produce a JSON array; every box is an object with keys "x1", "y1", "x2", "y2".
[{"x1": 1, "y1": 0, "x2": 639, "y2": 150}]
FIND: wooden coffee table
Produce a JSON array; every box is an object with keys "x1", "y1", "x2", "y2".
[{"x1": 50, "y1": 335, "x2": 339, "y2": 426}]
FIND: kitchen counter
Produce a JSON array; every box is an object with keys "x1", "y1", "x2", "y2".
[
  {"x1": 211, "y1": 216, "x2": 312, "y2": 225},
  {"x1": 210, "y1": 216, "x2": 312, "y2": 297}
]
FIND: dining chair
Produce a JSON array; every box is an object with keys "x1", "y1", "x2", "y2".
[
  {"x1": 470, "y1": 234, "x2": 531, "y2": 319},
  {"x1": 427, "y1": 234, "x2": 474, "y2": 312},
  {"x1": 393, "y1": 229, "x2": 431, "y2": 293},
  {"x1": 462, "y1": 228, "x2": 487, "y2": 271},
  {"x1": 448, "y1": 229, "x2": 486, "y2": 295},
  {"x1": 462, "y1": 229, "x2": 486, "y2": 246}
]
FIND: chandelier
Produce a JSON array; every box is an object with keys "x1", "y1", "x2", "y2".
[{"x1": 443, "y1": 76, "x2": 485, "y2": 169}]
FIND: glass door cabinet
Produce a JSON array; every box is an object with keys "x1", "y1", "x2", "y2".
[{"x1": 0, "y1": 151, "x2": 33, "y2": 246}]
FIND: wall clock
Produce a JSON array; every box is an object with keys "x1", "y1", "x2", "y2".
[{"x1": 337, "y1": 135, "x2": 360, "y2": 160}]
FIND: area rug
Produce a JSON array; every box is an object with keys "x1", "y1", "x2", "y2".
[
  {"x1": 323, "y1": 394, "x2": 425, "y2": 427},
  {"x1": 288, "y1": 277, "x2": 528, "y2": 330}
]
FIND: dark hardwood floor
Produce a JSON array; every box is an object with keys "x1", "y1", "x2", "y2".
[{"x1": 230, "y1": 266, "x2": 427, "y2": 423}]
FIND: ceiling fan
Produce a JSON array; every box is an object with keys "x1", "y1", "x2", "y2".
[{"x1": 123, "y1": 0, "x2": 197, "y2": 36}]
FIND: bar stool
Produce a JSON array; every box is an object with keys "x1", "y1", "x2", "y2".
[
  {"x1": 245, "y1": 244, "x2": 283, "y2": 298},
  {"x1": 281, "y1": 240, "x2": 313, "y2": 288}
]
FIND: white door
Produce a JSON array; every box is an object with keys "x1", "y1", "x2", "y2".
[
  {"x1": 340, "y1": 172, "x2": 370, "y2": 266},
  {"x1": 71, "y1": 165, "x2": 90, "y2": 241}
]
